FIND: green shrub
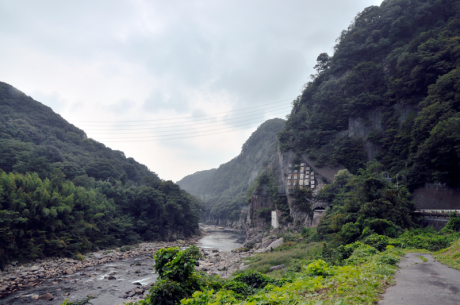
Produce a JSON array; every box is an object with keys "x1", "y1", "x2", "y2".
[
  {"x1": 145, "y1": 280, "x2": 188, "y2": 305},
  {"x1": 62, "y1": 297, "x2": 93, "y2": 305},
  {"x1": 73, "y1": 252, "x2": 85, "y2": 261},
  {"x1": 232, "y1": 271, "x2": 282, "y2": 289},
  {"x1": 304, "y1": 259, "x2": 331, "y2": 276},
  {"x1": 395, "y1": 229, "x2": 459, "y2": 251},
  {"x1": 346, "y1": 245, "x2": 378, "y2": 265},
  {"x1": 140, "y1": 246, "x2": 203, "y2": 305},
  {"x1": 376, "y1": 254, "x2": 399, "y2": 266},
  {"x1": 441, "y1": 213, "x2": 460, "y2": 233},
  {"x1": 339, "y1": 222, "x2": 361, "y2": 244},
  {"x1": 337, "y1": 242, "x2": 362, "y2": 260},
  {"x1": 154, "y1": 246, "x2": 201, "y2": 283},
  {"x1": 363, "y1": 234, "x2": 389, "y2": 251},
  {"x1": 301, "y1": 227, "x2": 313, "y2": 238},
  {"x1": 257, "y1": 207, "x2": 272, "y2": 223},
  {"x1": 120, "y1": 246, "x2": 132, "y2": 252},
  {"x1": 364, "y1": 219, "x2": 399, "y2": 237},
  {"x1": 223, "y1": 280, "x2": 254, "y2": 297}
]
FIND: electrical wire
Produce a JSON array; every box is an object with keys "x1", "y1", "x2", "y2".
[
  {"x1": 86, "y1": 107, "x2": 291, "y2": 134},
  {"x1": 76, "y1": 103, "x2": 291, "y2": 128},
  {"x1": 72, "y1": 97, "x2": 293, "y2": 123},
  {"x1": 92, "y1": 113, "x2": 286, "y2": 139},
  {"x1": 99, "y1": 115, "x2": 285, "y2": 143}
]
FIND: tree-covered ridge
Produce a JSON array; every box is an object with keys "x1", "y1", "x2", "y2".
[
  {"x1": 279, "y1": 0, "x2": 460, "y2": 188},
  {"x1": 0, "y1": 82, "x2": 158, "y2": 184},
  {"x1": 177, "y1": 118, "x2": 285, "y2": 223},
  {"x1": 0, "y1": 169, "x2": 202, "y2": 269},
  {"x1": 175, "y1": 169, "x2": 217, "y2": 199}
]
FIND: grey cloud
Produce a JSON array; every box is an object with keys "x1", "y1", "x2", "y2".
[
  {"x1": 107, "y1": 99, "x2": 135, "y2": 114},
  {"x1": 0, "y1": 0, "x2": 384, "y2": 181},
  {"x1": 143, "y1": 90, "x2": 190, "y2": 113}
]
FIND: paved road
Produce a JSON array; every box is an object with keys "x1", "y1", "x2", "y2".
[{"x1": 379, "y1": 253, "x2": 460, "y2": 305}]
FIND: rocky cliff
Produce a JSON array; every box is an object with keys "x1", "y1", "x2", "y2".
[{"x1": 177, "y1": 118, "x2": 285, "y2": 228}]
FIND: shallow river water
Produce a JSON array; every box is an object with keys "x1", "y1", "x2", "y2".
[{"x1": 2, "y1": 224, "x2": 245, "y2": 305}]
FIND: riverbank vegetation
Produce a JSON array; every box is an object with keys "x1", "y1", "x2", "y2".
[
  {"x1": 122, "y1": 160, "x2": 460, "y2": 305},
  {"x1": 0, "y1": 169, "x2": 202, "y2": 269}
]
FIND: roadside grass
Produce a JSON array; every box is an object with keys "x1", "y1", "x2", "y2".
[
  {"x1": 183, "y1": 246, "x2": 402, "y2": 305},
  {"x1": 242, "y1": 241, "x2": 322, "y2": 274},
  {"x1": 419, "y1": 256, "x2": 428, "y2": 262},
  {"x1": 434, "y1": 236, "x2": 460, "y2": 270},
  {"x1": 402, "y1": 248, "x2": 432, "y2": 254}
]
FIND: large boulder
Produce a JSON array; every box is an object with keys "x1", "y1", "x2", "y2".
[
  {"x1": 267, "y1": 238, "x2": 283, "y2": 250},
  {"x1": 39, "y1": 293, "x2": 54, "y2": 301},
  {"x1": 254, "y1": 238, "x2": 284, "y2": 253}
]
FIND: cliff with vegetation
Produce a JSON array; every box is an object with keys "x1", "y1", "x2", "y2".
[
  {"x1": 279, "y1": 0, "x2": 460, "y2": 191},
  {"x1": 177, "y1": 118, "x2": 285, "y2": 227},
  {"x1": 242, "y1": 0, "x2": 460, "y2": 245},
  {"x1": 0, "y1": 83, "x2": 202, "y2": 269}
]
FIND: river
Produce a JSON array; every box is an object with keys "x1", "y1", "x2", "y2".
[{"x1": 2, "y1": 224, "x2": 245, "y2": 305}]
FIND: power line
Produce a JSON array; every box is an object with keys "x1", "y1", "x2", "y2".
[
  {"x1": 93, "y1": 113, "x2": 287, "y2": 140},
  {"x1": 76, "y1": 103, "x2": 291, "y2": 128},
  {"x1": 100, "y1": 116, "x2": 284, "y2": 143},
  {"x1": 72, "y1": 97, "x2": 293, "y2": 123},
  {"x1": 86, "y1": 107, "x2": 291, "y2": 134}
]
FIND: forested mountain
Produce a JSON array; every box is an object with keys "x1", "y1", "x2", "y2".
[
  {"x1": 279, "y1": 0, "x2": 460, "y2": 189},
  {"x1": 176, "y1": 169, "x2": 217, "y2": 199},
  {"x1": 0, "y1": 82, "x2": 156, "y2": 184},
  {"x1": 0, "y1": 82, "x2": 202, "y2": 269},
  {"x1": 177, "y1": 118, "x2": 285, "y2": 224}
]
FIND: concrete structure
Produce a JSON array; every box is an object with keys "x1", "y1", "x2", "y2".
[
  {"x1": 413, "y1": 187, "x2": 460, "y2": 231},
  {"x1": 286, "y1": 162, "x2": 320, "y2": 192},
  {"x1": 271, "y1": 210, "x2": 280, "y2": 229}
]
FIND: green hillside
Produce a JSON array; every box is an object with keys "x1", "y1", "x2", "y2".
[
  {"x1": 0, "y1": 82, "x2": 202, "y2": 269},
  {"x1": 176, "y1": 169, "x2": 217, "y2": 199},
  {"x1": 0, "y1": 82, "x2": 156, "y2": 184},
  {"x1": 177, "y1": 118, "x2": 285, "y2": 224},
  {"x1": 279, "y1": 0, "x2": 460, "y2": 189}
]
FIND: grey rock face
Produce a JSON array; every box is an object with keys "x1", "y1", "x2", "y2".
[{"x1": 269, "y1": 264, "x2": 285, "y2": 271}]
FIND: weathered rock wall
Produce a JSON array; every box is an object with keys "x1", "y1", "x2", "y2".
[
  {"x1": 346, "y1": 103, "x2": 418, "y2": 161},
  {"x1": 246, "y1": 194, "x2": 275, "y2": 241}
]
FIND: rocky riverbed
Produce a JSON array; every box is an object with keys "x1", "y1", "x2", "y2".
[{"x1": 0, "y1": 225, "x2": 250, "y2": 305}]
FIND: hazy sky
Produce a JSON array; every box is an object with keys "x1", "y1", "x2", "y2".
[{"x1": 0, "y1": 0, "x2": 383, "y2": 182}]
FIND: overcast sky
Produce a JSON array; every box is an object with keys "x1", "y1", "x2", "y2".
[{"x1": 0, "y1": 0, "x2": 383, "y2": 182}]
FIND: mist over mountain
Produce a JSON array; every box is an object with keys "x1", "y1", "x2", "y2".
[{"x1": 177, "y1": 118, "x2": 285, "y2": 225}]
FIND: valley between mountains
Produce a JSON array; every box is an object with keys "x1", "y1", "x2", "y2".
[{"x1": 2, "y1": 0, "x2": 460, "y2": 304}]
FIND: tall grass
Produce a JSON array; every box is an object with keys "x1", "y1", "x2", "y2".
[{"x1": 243, "y1": 241, "x2": 322, "y2": 273}]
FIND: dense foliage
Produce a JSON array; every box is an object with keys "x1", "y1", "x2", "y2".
[
  {"x1": 177, "y1": 119, "x2": 285, "y2": 223},
  {"x1": 0, "y1": 82, "x2": 158, "y2": 184},
  {"x1": 279, "y1": 0, "x2": 460, "y2": 188},
  {"x1": 317, "y1": 162, "x2": 417, "y2": 244},
  {"x1": 180, "y1": 248, "x2": 401, "y2": 305},
  {"x1": 0, "y1": 169, "x2": 201, "y2": 269}
]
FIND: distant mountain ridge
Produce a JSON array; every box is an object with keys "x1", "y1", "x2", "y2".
[
  {"x1": 177, "y1": 118, "x2": 285, "y2": 226},
  {"x1": 177, "y1": 168, "x2": 217, "y2": 199},
  {"x1": 0, "y1": 81, "x2": 158, "y2": 184}
]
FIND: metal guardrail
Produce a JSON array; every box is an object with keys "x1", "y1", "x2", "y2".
[{"x1": 414, "y1": 209, "x2": 460, "y2": 215}]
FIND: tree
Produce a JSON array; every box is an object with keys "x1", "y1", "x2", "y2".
[{"x1": 314, "y1": 53, "x2": 330, "y2": 74}]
